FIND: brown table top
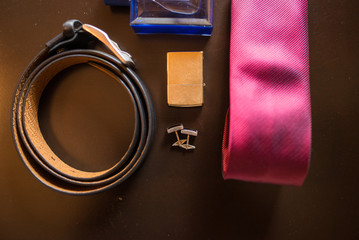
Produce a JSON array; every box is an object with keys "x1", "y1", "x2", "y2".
[{"x1": 0, "y1": 0, "x2": 358, "y2": 239}]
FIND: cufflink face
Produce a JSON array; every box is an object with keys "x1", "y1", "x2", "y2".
[{"x1": 167, "y1": 51, "x2": 203, "y2": 107}]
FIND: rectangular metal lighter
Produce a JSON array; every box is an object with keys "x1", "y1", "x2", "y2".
[{"x1": 167, "y1": 51, "x2": 203, "y2": 107}]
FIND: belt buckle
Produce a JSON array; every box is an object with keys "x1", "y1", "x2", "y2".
[
  {"x1": 48, "y1": 20, "x2": 135, "y2": 69},
  {"x1": 82, "y1": 23, "x2": 135, "y2": 69}
]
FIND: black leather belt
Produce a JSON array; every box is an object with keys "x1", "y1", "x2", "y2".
[{"x1": 11, "y1": 20, "x2": 155, "y2": 195}]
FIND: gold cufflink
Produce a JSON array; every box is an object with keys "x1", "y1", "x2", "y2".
[
  {"x1": 180, "y1": 129, "x2": 198, "y2": 150},
  {"x1": 167, "y1": 125, "x2": 198, "y2": 150},
  {"x1": 167, "y1": 124, "x2": 186, "y2": 147}
]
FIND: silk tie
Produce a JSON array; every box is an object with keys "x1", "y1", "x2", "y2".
[{"x1": 222, "y1": 0, "x2": 311, "y2": 186}]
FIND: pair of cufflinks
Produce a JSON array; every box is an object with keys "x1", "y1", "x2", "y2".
[{"x1": 167, "y1": 124, "x2": 198, "y2": 150}]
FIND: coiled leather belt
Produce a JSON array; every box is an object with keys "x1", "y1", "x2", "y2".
[{"x1": 11, "y1": 20, "x2": 155, "y2": 195}]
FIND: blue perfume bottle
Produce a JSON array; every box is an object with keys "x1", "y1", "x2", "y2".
[{"x1": 130, "y1": 0, "x2": 214, "y2": 35}]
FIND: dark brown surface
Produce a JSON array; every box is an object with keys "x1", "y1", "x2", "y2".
[{"x1": 0, "y1": 0, "x2": 358, "y2": 239}]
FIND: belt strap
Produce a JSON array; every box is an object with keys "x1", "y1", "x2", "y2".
[{"x1": 11, "y1": 20, "x2": 155, "y2": 195}]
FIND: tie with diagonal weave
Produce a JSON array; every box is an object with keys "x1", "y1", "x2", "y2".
[{"x1": 222, "y1": 0, "x2": 311, "y2": 186}]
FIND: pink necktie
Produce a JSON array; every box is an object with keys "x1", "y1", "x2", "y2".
[{"x1": 222, "y1": 0, "x2": 311, "y2": 186}]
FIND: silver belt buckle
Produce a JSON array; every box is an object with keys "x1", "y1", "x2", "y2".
[{"x1": 82, "y1": 23, "x2": 135, "y2": 69}]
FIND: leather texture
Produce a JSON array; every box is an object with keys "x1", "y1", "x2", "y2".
[{"x1": 11, "y1": 31, "x2": 155, "y2": 195}]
